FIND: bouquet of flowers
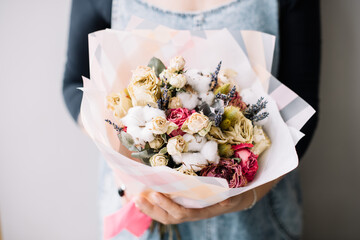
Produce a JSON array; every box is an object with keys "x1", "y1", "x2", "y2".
[
  {"x1": 106, "y1": 55, "x2": 271, "y2": 188},
  {"x1": 81, "y1": 16, "x2": 315, "y2": 239}
]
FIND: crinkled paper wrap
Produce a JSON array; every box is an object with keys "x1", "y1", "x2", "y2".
[{"x1": 81, "y1": 16, "x2": 315, "y2": 208}]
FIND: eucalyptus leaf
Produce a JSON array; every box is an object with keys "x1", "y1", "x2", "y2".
[
  {"x1": 131, "y1": 149, "x2": 155, "y2": 165},
  {"x1": 159, "y1": 147, "x2": 168, "y2": 154},
  {"x1": 118, "y1": 132, "x2": 138, "y2": 152},
  {"x1": 148, "y1": 57, "x2": 166, "y2": 77}
]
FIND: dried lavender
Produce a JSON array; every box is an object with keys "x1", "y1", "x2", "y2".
[
  {"x1": 105, "y1": 119, "x2": 123, "y2": 132},
  {"x1": 244, "y1": 97, "x2": 269, "y2": 122},
  {"x1": 214, "y1": 85, "x2": 237, "y2": 106},
  {"x1": 214, "y1": 112, "x2": 223, "y2": 127},
  {"x1": 209, "y1": 61, "x2": 222, "y2": 91},
  {"x1": 157, "y1": 85, "x2": 170, "y2": 110}
]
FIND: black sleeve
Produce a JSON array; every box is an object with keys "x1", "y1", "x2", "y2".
[
  {"x1": 278, "y1": 0, "x2": 321, "y2": 159},
  {"x1": 62, "y1": 0, "x2": 111, "y2": 122}
]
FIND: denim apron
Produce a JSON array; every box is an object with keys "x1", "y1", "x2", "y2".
[{"x1": 98, "y1": 0, "x2": 303, "y2": 239}]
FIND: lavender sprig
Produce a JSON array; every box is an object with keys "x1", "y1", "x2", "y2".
[
  {"x1": 214, "y1": 85, "x2": 237, "y2": 106},
  {"x1": 244, "y1": 97, "x2": 269, "y2": 122},
  {"x1": 209, "y1": 61, "x2": 222, "y2": 91},
  {"x1": 105, "y1": 119, "x2": 123, "y2": 132},
  {"x1": 214, "y1": 112, "x2": 223, "y2": 127}
]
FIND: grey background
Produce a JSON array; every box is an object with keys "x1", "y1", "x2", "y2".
[{"x1": 0, "y1": 0, "x2": 359, "y2": 239}]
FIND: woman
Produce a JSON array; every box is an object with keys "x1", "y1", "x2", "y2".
[{"x1": 63, "y1": 0, "x2": 320, "y2": 239}]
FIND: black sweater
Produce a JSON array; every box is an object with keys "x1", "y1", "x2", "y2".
[{"x1": 63, "y1": 0, "x2": 321, "y2": 159}]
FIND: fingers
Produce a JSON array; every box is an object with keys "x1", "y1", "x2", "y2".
[{"x1": 134, "y1": 195, "x2": 171, "y2": 224}]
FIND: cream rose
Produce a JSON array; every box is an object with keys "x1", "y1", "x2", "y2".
[
  {"x1": 252, "y1": 125, "x2": 271, "y2": 155},
  {"x1": 169, "y1": 74, "x2": 187, "y2": 88},
  {"x1": 176, "y1": 165, "x2": 197, "y2": 176},
  {"x1": 149, "y1": 154, "x2": 169, "y2": 167},
  {"x1": 167, "y1": 135, "x2": 188, "y2": 156},
  {"x1": 181, "y1": 113, "x2": 212, "y2": 136},
  {"x1": 127, "y1": 66, "x2": 161, "y2": 107},
  {"x1": 149, "y1": 135, "x2": 165, "y2": 149},
  {"x1": 169, "y1": 56, "x2": 185, "y2": 72},
  {"x1": 106, "y1": 91, "x2": 133, "y2": 119},
  {"x1": 168, "y1": 97, "x2": 182, "y2": 109}
]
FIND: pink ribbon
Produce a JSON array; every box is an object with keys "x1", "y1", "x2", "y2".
[{"x1": 103, "y1": 200, "x2": 152, "y2": 239}]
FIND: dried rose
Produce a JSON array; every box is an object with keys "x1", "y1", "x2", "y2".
[
  {"x1": 181, "y1": 113, "x2": 212, "y2": 136},
  {"x1": 169, "y1": 74, "x2": 187, "y2": 88},
  {"x1": 149, "y1": 153, "x2": 169, "y2": 167},
  {"x1": 169, "y1": 56, "x2": 185, "y2": 72},
  {"x1": 127, "y1": 66, "x2": 161, "y2": 107},
  {"x1": 176, "y1": 165, "x2": 197, "y2": 176},
  {"x1": 167, "y1": 108, "x2": 195, "y2": 136},
  {"x1": 168, "y1": 97, "x2": 183, "y2": 109},
  {"x1": 228, "y1": 91, "x2": 247, "y2": 111},
  {"x1": 167, "y1": 135, "x2": 188, "y2": 156},
  {"x1": 252, "y1": 126, "x2": 271, "y2": 155},
  {"x1": 106, "y1": 91, "x2": 133, "y2": 119},
  {"x1": 206, "y1": 126, "x2": 229, "y2": 144},
  {"x1": 233, "y1": 144, "x2": 259, "y2": 182},
  {"x1": 224, "y1": 111, "x2": 254, "y2": 144},
  {"x1": 149, "y1": 116, "x2": 178, "y2": 135},
  {"x1": 200, "y1": 158, "x2": 247, "y2": 188},
  {"x1": 149, "y1": 135, "x2": 165, "y2": 149}
]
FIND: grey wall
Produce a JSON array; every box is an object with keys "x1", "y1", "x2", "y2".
[{"x1": 0, "y1": 1, "x2": 359, "y2": 239}]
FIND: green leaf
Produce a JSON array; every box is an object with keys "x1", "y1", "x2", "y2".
[
  {"x1": 131, "y1": 149, "x2": 155, "y2": 165},
  {"x1": 159, "y1": 147, "x2": 168, "y2": 154},
  {"x1": 233, "y1": 158, "x2": 242, "y2": 163},
  {"x1": 160, "y1": 134, "x2": 168, "y2": 143},
  {"x1": 148, "y1": 57, "x2": 166, "y2": 77},
  {"x1": 118, "y1": 132, "x2": 138, "y2": 152}
]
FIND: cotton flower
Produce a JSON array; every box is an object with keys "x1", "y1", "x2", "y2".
[
  {"x1": 184, "y1": 69, "x2": 212, "y2": 93},
  {"x1": 143, "y1": 105, "x2": 166, "y2": 122},
  {"x1": 180, "y1": 153, "x2": 208, "y2": 172},
  {"x1": 200, "y1": 141, "x2": 220, "y2": 164},
  {"x1": 176, "y1": 92, "x2": 199, "y2": 110},
  {"x1": 121, "y1": 106, "x2": 146, "y2": 127},
  {"x1": 182, "y1": 134, "x2": 206, "y2": 152},
  {"x1": 198, "y1": 92, "x2": 215, "y2": 105}
]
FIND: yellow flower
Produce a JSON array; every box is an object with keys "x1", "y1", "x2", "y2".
[
  {"x1": 106, "y1": 91, "x2": 133, "y2": 119},
  {"x1": 150, "y1": 154, "x2": 169, "y2": 167},
  {"x1": 206, "y1": 126, "x2": 228, "y2": 144},
  {"x1": 168, "y1": 97, "x2": 183, "y2": 109},
  {"x1": 127, "y1": 66, "x2": 161, "y2": 107},
  {"x1": 224, "y1": 112, "x2": 254, "y2": 144},
  {"x1": 167, "y1": 135, "x2": 188, "y2": 156},
  {"x1": 181, "y1": 113, "x2": 212, "y2": 136}
]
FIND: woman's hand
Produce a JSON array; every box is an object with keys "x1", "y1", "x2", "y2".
[{"x1": 134, "y1": 177, "x2": 281, "y2": 224}]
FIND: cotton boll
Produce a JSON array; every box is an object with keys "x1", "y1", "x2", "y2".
[
  {"x1": 199, "y1": 92, "x2": 215, "y2": 105},
  {"x1": 140, "y1": 127, "x2": 155, "y2": 142},
  {"x1": 200, "y1": 141, "x2": 220, "y2": 164},
  {"x1": 183, "y1": 134, "x2": 207, "y2": 152},
  {"x1": 177, "y1": 92, "x2": 199, "y2": 110},
  {"x1": 121, "y1": 106, "x2": 146, "y2": 127},
  {"x1": 181, "y1": 153, "x2": 208, "y2": 172},
  {"x1": 172, "y1": 154, "x2": 183, "y2": 164},
  {"x1": 126, "y1": 125, "x2": 143, "y2": 144},
  {"x1": 143, "y1": 106, "x2": 166, "y2": 122}
]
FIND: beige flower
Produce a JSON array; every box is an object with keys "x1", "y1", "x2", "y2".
[
  {"x1": 176, "y1": 165, "x2": 197, "y2": 176},
  {"x1": 218, "y1": 68, "x2": 238, "y2": 85},
  {"x1": 168, "y1": 97, "x2": 183, "y2": 109},
  {"x1": 181, "y1": 113, "x2": 212, "y2": 136},
  {"x1": 106, "y1": 91, "x2": 133, "y2": 119},
  {"x1": 167, "y1": 135, "x2": 188, "y2": 156},
  {"x1": 148, "y1": 116, "x2": 178, "y2": 135},
  {"x1": 252, "y1": 125, "x2": 271, "y2": 155},
  {"x1": 149, "y1": 154, "x2": 169, "y2": 167},
  {"x1": 127, "y1": 66, "x2": 161, "y2": 107},
  {"x1": 206, "y1": 126, "x2": 229, "y2": 144},
  {"x1": 169, "y1": 56, "x2": 185, "y2": 72},
  {"x1": 159, "y1": 69, "x2": 174, "y2": 82},
  {"x1": 149, "y1": 135, "x2": 165, "y2": 149},
  {"x1": 224, "y1": 112, "x2": 254, "y2": 144},
  {"x1": 169, "y1": 74, "x2": 187, "y2": 88}
]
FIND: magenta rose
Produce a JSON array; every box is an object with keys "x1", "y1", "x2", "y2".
[
  {"x1": 232, "y1": 144, "x2": 259, "y2": 182},
  {"x1": 167, "y1": 108, "x2": 195, "y2": 136},
  {"x1": 200, "y1": 158, "x2": 247, "y2": 188}
]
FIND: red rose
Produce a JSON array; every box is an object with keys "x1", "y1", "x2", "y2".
[
  {"x1": 167, "y1": 108, "x2": 195, "y2": 136},
  {"x1": 233, "y1": 144, "x2": 259, "y2": 182},
  {"x1": 200, "y1": 158, "x2": 247, "y2": 188}
]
